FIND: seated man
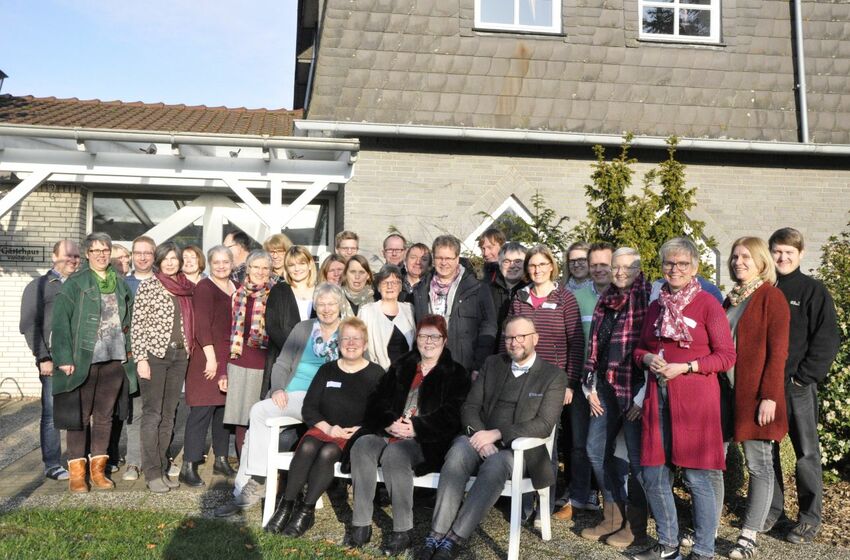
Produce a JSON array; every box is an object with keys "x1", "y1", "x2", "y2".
[{"x1": 418, "y1": 316, "x2": 567, "y2": 560}]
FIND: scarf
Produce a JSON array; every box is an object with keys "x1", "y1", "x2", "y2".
[
  {"x1": 429, "y1": 268, "x2": 461, "y2": 317},
  {"x1": 583, "y1": 274, "x2": 652, "y2": 409},
  {"x1": 567, "y1": 277, "x2": 591, "y2": 293},
  {"x1": 727, "y1": 277, "x2": 764, "y2": 307},
  {"x1": 229, "y1": 279, "x2": 273, "y2": 358},
  {"x1": 343, "y1": 284, "x2": 374, "y2": 309},
  {"x1": 92, "y1": 267, "x2": 117, "y2": 294},
  {"x1": 311, "y1": 320, "x2": 340, "y2": 361},
  {"x1": 655, "y1": 277, "x2": 702, "y2": 348},
  {"x1": 156, "y1": 271, "x2": 196, "y2": 353}
]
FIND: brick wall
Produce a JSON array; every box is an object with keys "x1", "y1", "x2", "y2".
[
  {"x1": 343, "y1": 144, "x2": 850, "y2": 288},
  {"x1": 0, "y1": 184, "x2": 87, "y2": 397}
]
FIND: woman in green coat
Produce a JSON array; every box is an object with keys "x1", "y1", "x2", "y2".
[{"x1": 51, "y1": 232, "x2": 136, "y2": 493}]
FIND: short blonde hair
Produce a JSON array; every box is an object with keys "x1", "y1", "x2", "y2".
[
  {"x1": 728, "y1": 237, "x2": 776, "y2": 285},
  {"x1": 284, "y1": 245, "x2": 318, "y2": 287},
  {"x1": 525, "y1": 244, "x2": 560, "y2": 281}
]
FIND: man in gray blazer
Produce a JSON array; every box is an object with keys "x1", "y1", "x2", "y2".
[{"x1": 418, "y1": 316, "x2": 567, "y2": 560}]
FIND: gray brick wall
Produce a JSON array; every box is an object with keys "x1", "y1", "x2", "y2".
[{"x1": 0, "y1": 185, "x2": 87, "y2": 397}]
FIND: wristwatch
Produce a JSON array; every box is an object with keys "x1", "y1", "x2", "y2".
[{"x1": 686, "y1": 361, "x2": 694, "y2": 373}]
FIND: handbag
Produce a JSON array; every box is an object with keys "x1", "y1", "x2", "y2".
[{"x1": 53, "y1": 388, "x2": 83, "y2": 430}]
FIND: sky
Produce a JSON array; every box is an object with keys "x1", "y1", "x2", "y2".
[{"x1": 0, "y1": 0, "x2": 298, "y2": 109}]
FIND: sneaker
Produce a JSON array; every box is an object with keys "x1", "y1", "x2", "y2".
[
  {"x1": 679, "y1": 528, "x2": 695, "y2": 548},
  {"x1": 167, "y1": 462, "x2": 180, "y2": 477},
  {"x1": 432, "y1": 538, "x2": 462, "y2": 560},
  {"x1": 122, "y1": 465, "x2": 140, "y2": 481},
  {"x1": 729, "y1": 535, "x2": 757, "y2": 559},
  {"x1": 786, "y1": 522, "x2": 819, "y2": 545},
  {"x1": 45, "y1": 466, "x2": 70, "y2": 481},
  {"x1": 233, "y1": 479, "x2": 264, "y2": 508},
  {"x1": 630, "y1": 542, "x2": 681, "y2": 560},
  {"x1": 417, "y1": 535, "x2": 442, "y2": 560},
  {"x1": 570, "y1": 495, "x2": 601, "y2": 511}
]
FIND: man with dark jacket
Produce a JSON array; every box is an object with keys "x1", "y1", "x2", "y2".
[
  {"x1": 766, "y1": 227, "x2": 840, "y2": 544},
  {"x1": 417, "y1": 316, "x2": 567, "y2": 560},
  {"x1": 412, "y1": 235, "x2": 496, "y2": 373},
  {"x1": 486, "y1": 242, "x2": 527, "y2": 349},
  {"x1": 19, "y1": 239, "x2": 81, "y2": 481}
]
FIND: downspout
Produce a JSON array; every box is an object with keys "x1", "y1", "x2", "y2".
[
  {"x1": 792, "y1": 0, "x2": 809, "y2": 143},
  {"x1": 304, "y1": 29, "x2": 318, "y2": 111}
]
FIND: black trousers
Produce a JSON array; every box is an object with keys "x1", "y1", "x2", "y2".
[
  {"x1": 767, "y1": 381, "x2": 823, "y2": 527},
  {"x1": 66, "y1": 360, "x2": 125, "y2": 459},
  {"x1": 183, "y1": 405, "x2": 232, "y2": 462}
]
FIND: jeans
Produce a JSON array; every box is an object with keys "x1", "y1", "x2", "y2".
[
  {"x1": 767, "y1": 381, "x2": 822, "y2": 527},
  {"x1": 351, "y1": 435, "x2": 425, "y2": 532},
  {"x1": 569, "y1": 387, "x2": 594, "y2": 505},
  {"x1": 641, "y1": 389, "x2": 720, "y2": 557},
  {"x1": 66, "y1": 361, "x2": 125, "y2": 459},
  {"x1": 432, "y1": 435, "x2": 513, "y2": 539},
  {"x1": 140, "y1": 348, "x2": 187, "y2": 480},
  {"x1": 586, "y1": 384, "x2": 645, "y2": 509},
  {"x1": 39, "y1": 373, "x2": 63, "y2": 472}
]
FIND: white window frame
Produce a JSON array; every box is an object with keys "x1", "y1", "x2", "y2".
[
  {"x1": 638, "y1": 0, "x2": 720, "y2": 44},
  {"x1": 462, "y1": 195, "x2": 533, "y2": 253},
  {"x1": 474, "y1": 0, "x2": 562, "y2": 34}
]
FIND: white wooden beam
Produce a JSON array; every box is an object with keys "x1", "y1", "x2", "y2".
[
  {"x1": 278, "y1": 180, "x2": 332, "y2": 229},
  {"x1": 221, "y1": 176, "x2": 276, "y2": 231},
  {"x1": 0, "y1": 170, "x2": 50, "y2": 219},
  {"x1": 144, "y1": 205, "x2": 206, "y2": 245}
]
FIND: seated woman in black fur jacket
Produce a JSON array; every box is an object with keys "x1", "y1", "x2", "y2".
[{"x1": 345, "y1": 314, "x2": 471, "y2": 556}]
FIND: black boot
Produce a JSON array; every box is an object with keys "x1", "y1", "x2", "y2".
[
  {"x1": 178, "y1": 462, "x2": 204, "y2": 487},
  {"x1": 343, "y1": 524, "x2": 372, "y2": 548},
  {"x1": 213, "y1": 456, "x2": 237, "y2": 477},
  {"x1": 382, "y1": 529, "x2": 413, "y2": 556},
  {"x1": 282, "y1": 503, "x2": 315, "y2": 537},
  {"x1": 265, "y1": 498, "x2": 296, "y2": 533}
]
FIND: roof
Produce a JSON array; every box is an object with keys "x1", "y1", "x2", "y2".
[
  {"x1": 0, "y1": 95, "x2": 303, "y2": 136},
  {"x1": 306, "y1": 0, "x2": 850, "y2": 144}
]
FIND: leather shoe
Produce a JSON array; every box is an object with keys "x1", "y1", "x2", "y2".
[
  {"x1": 265, "y1": 498, "x2": 296, "y2": 533},
  {"x1": 343, "y1": 525, "x2": 372, "y2": 548},
  {"x1": 282, "y1": 504, "x2": 315, "y2": 537},
  {"x1": 214, "y1": 456, "x2": 237, "y2": 477},
  {"x1": 213, "y1": 502, "x2": 242, "y2": 518},
  {"x1": 179, "y1": 462, "x2": 205, "y2": 487},
  {"x1": 552, "y1": 503, "x2": 573, "y2": 521},
  {"x1": 382, "y1": 529, "x2": 412, "y2": 556},
  {"x1": 786, "y1": 522, "x2": 819, "y2": 544}
]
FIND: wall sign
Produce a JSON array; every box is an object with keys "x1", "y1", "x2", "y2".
[{"x1": 0, "y1": 245, "x2": 46, "y2": 263}]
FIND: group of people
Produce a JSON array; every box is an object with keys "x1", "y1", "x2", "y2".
[{"x1": 20, "y1": 223, "x2": 839, "y2": 560}]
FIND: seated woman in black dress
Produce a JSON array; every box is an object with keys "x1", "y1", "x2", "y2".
[{"x1": 264, "y1": 317, "x2": 383, "y2": 537}]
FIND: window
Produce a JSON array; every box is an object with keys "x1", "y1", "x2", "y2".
[
  {"x1": 639, "y1": 0, "x2": 720, "y2": 43},
  {"x1": 475, "y1": 0, "x2": 561, "y2": 34}
]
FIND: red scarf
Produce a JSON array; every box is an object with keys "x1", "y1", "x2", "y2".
[
  {"x1": 155, "y1": 271, "x2": 195, "y2": 353},
  {"x1": 655, "y1": 277, "x2": 701, "y2": 348}
]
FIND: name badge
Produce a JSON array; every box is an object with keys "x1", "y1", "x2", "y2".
[
  {"x1": 528, "y1": 392, "x2": 544, "y2": 398},
  {"x1": 542, "y1": 302, "x2": 557, "y2": 310},
  {"x1": 683, "y1": 316, "x2": 697, "y2": 328},
  {"x1": 326, "y1": 381, "x2": 342, "y2": 388}
]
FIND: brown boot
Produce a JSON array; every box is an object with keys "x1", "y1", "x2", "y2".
[
  {"x1": 68, "y1": 458, "x2": 89, "y2": 493},
  {"x1": 581, "y1": 501, "x2": 624, "y2": 541},
  {"x1": 552, "y1": 502, "x2": 573, "y2": 521},
  {"x1": 605, "y1": 505, "x2": 648, "y2": 549},
  {"x1": 89, "y1": 455, "x2": 115, "y2": 490}
]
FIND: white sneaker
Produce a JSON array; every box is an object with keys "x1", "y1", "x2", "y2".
[
  {"x1": 167, "y1": 462, "x2": 180, "y2": 477},
  {"x1": 233, "y1": 479, "x2": 265, "y2": 508},
  {"x1": 122, "y1": 465, "x2": 140, "y2": 481}
]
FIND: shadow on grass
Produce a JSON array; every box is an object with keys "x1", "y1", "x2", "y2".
[{"x1": 162, "y1": 516, "x2": 261, "y2": 559}]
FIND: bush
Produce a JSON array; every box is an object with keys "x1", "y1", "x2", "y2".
[{"x1": 815, "y1": 218, "x2": 850, "y2": 478}]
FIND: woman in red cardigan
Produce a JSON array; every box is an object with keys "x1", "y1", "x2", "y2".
[
  {"x1": 632, "y1": 237, "x2": 736, "y2": 560},
  {"x1": 722, "y1": 237, "x2": 790, "y2": 559}
]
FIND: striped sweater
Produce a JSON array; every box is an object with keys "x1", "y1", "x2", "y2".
[{"x1": 507, "y1": 283, "x2": 585, "y2": 388}]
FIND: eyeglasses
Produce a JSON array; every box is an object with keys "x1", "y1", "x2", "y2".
[
  {"x1": 132, "y1": 251, "x2": 154, "y2": 257},
  {"x1": 502, "y1": 258, "x2": 524, "y2": 267},
  {"x1": 417, "y1": 334, "x2": 444, "y2": 343},
  {"x1": 662, "y1": 261, "x2": 693, "y2": 272},
  {"x1": 384, "y1": 248, "x2": 404, "y2": 254},
  {"x1": 527, "y1": 262, "x2": 551, "y2": 270},
  {"x1": 340, "y1": 336, "x2": 364, "y2": 343},
  {"x1": 568, "y1": 258, "x2": 588, "y2": 266},
  {"x1": 433, "y1": 256, "x2": 458, "y2": 263},
  {"x1": 504, "y1": 332, "x2": 536, "y2": 344},
  {"x1": 612, "y1": 265, "x2": 639, "y2": 272},
  {"x1": 380, "y1": 280, "x2": 401, "y2": 287},
  {"x1": 88, "y1": 249, "x2": 110, "y2": 256}
]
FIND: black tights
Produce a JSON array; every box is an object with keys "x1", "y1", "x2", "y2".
[{"x1": 284, "y1": 436, "x2": 342, "y2": 504}]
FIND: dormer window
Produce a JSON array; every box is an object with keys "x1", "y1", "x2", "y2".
[
  {"x1": 639, "y1": 0, "x2": 720, "y2": 43},
  {"x1": 474, "y1": 0, "x2": 562, "y2": 34}
]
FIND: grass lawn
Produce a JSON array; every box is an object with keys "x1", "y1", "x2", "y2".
[{"x1": 0, "y1": 508, "x2": 386, "y2": 560}]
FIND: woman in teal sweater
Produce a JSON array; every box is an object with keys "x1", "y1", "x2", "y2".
[{"x1": 51, "y1": 232, "x2": 136, "y2": 493}]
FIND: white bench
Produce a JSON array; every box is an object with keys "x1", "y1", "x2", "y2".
[{"x1": 264, "y1": 416, "x2": 554, "y2": 560}]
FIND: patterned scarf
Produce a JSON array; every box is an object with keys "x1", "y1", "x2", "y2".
[
  {"x1": 229, "y1": 279, "x2": 273, "y2": 358},
  {"x1": 311, "y1": 320, "x2": 340, "y2": 361},
  {"x1": 156, "y1": 271, "x2": 196, "y2": 353},
  {"x1": 655, "y1": 277, "x2": 702, "y2": 348},
  {"x1": 727, "y1": 277, "x2": 764, "y2": 307},
  {"x1": 429, "y1": 268, "x2": 461, "y2": 317},
  {"x1": 583, "y1": 274, "x2": 652, "y2": 409},
  {"x1": 343, "y1": 284, "x2": 374, "y2": 309}
]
